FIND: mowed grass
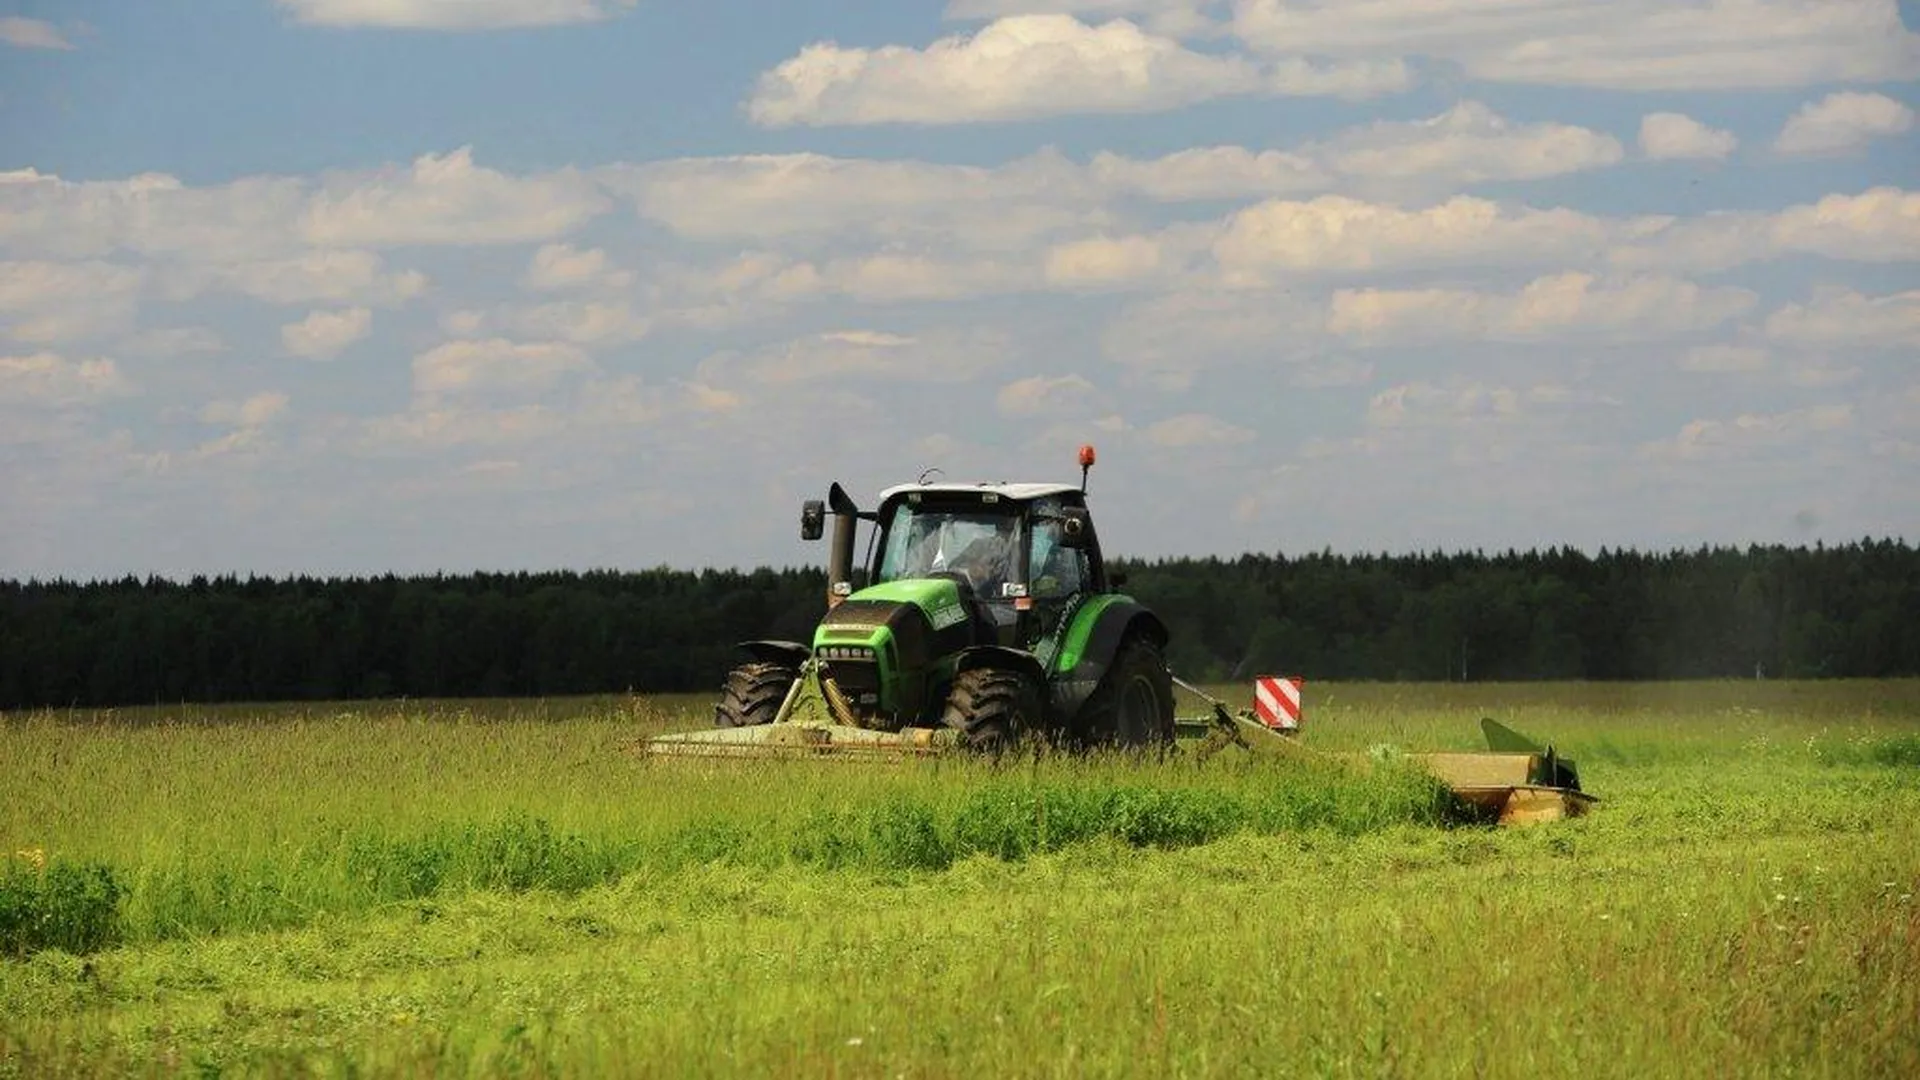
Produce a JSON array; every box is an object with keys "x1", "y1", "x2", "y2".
[{"x1": 2, "y1": 681, "x2": 1918, "y2": 1078}]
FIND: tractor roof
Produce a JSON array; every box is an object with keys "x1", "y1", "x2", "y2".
[{"x1": 875, "y1": 481, "x2": 1082, "y2": 505}]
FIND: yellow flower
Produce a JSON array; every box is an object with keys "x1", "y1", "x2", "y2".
[{"x1": 14, "y1": 847, "x2": 46, "y2": 870}]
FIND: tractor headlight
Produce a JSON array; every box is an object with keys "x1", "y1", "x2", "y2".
[{"x1": 819, "y1": 645, "x2": 875, "y2": 661}]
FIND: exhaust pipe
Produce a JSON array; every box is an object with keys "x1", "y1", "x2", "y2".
[{"x1": 826, "y1": 482, "x2": 859, "y2": 608}]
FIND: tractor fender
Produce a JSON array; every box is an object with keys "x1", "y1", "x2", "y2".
[
  {"x1": 1052, "y1": 599, "x2": 1169, "y2": 716},
  {"x1": 953, "y1": 645, "x2": 1047, "y2": 686},
  {"x1": 736, "y1": 640, "x2": 812, "y2": 668}
]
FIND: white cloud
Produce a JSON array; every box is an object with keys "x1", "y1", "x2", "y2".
[
  {"x1": 696, "y1": 328, "x2": 1008, "y2": 388},
  {"x1": 1611, "y1": 187, "x2": 1920, "y2": 272},
  {"x1": 119, "y1": 327, "x2": 226, "y2": 358},
  {"x1": 1763, "y1": 288, "x2": 1920, "y2": 348},
  {"x1": 277, "y1": 1, "x2": 638, "y2": 30},
  {"x1": 1638, "y1": 113, "x2": 1738, "y2": 160},
  {"x1": 748, "y1": 15, "x2": 1408, "y2": 127},
  {"x1": 302, "y1": 148, "x2": 608, "y2": 248},
  {"x1": 1101, "y1": 288, "x2": 1323, "y2": 387},
  {"x1": 1774, "y1": 92, "x2": 1916, "y2": 156},
  {"x1": 0, "y1": 353, "x2": 132, "y2": 406},
  {"x1": 507, "y1": 300, "x2": 653, "y2": 346},
  {"x1": 609, "y1": 150, "x2": 1100, "y2": 251},
  {"x1": 1232, "y1": 0, "x2": 1920, "y2": 91},
  {"x1": 281, "y1": 308, "x2": 373, "y2": 359},
  {"x1": 944, "y1": 1, "x2": 1219, "y2": 37},
  {"x1": 1213, "y1": 195, "x2": 1612, "y2": 282},
  {"x1": 200, "y1": 392, "x2": 290, "y2": 428},
  {"x1": 1770, "y1": 187, "x2": 1920, "y2": 262},
  {"x1": 997, "y1": 373, "x2": 1100, "y2": 417},
  {"x1": 523, "y1": 243, "x2": 633, "y2": 293},
  {"x1": 412, "y1": 338, "x2": 592, "y2": 397},
  {"x1": 0, "y1": 16, "x2": 73, "y2": 49},
  {"x1": 1312, "y1": 101, "x2": 1624, "y2": 189},
  {"x1": 1044, "y1": 234, "x2": 1169, "y2": 290},
  {"x1": 1088, "y1": 145, "x2": 1328, "y2": 201},
  {"x1": 186, "y1": 250, "x2": 428, "y2": 306},
  {"x1": 1144, "y1": 412, "x2": 1255, "y2": 448},
  {"x1": 0, "y1": 261, "x2": 147, "y2": 344},
  {"x1": 1643, "y1": 404, "x2": 1856, "y2": 462},
  {"x1": 1328, "y1": 273, "x2": 1757, "y2": 346},
  {"x1": 1680, "y1": 344, "x2": 1771, "y2": 373}
]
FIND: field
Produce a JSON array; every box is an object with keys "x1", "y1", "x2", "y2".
[{"x1": 4, "y1": 681, "x2": 1919, "y2": 1078}]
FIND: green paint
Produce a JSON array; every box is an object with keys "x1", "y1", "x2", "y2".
[{"x1": 1051, "y1": 594, "x2": 1130, "y2": 674}]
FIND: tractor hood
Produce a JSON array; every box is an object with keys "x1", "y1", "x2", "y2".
[{"x1": 812, "y1": 577, "x2": 970, "y2": 654}]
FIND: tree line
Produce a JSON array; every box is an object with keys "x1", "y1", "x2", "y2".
[{"x1": 2, "y1": 540, "x2": 1915, "y2": 709}]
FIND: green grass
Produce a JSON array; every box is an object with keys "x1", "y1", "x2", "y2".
[{"x1": 4, "y1": 681, "x2": 1920, "y2": 1077}]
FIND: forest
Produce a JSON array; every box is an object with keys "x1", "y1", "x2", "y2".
[{"x1": 3, "y1": 540, "x2": 1915, "y2": 709}]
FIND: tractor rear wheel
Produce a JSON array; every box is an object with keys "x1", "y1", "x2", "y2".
[
  {"x1": 940, "y1": 667, "x2": 1042, "y2": 754},
  {"x1": 714, "y1": 661, "x2": 798, "y2": 728},
  {"x1": 1078, "y1": 637, "x2": 1175, "y2": 751}
]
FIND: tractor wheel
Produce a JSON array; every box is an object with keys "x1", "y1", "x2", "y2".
[
  {"x1": 940, "y1": 667, "x2": 1043, "y2": 754},
  {"x1": 1078, "y1": 636, "x2": 1175, "y2": 752},
  {"x1": 714, "y1": 661, "x2": 798, "y2": 728}
]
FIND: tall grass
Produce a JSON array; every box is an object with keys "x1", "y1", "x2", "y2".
[{"x1": 4, "y1": 681, "x2": 1918, "y2": 1078}]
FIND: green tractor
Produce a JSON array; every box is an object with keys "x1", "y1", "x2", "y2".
[{"x1": 695, "y1": 447, "x2": 1175, "y2": 755}]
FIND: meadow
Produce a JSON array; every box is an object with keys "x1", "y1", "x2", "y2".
[{"x1": 3, "y1": 681, "x2": 1918, "y2": 1078}]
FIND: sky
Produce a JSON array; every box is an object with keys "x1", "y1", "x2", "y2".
[{"x1": 2, "y1": 0, "x2": 1917, "y2": 581}]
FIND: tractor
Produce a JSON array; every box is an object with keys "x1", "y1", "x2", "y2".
[{"x1": 709, "y1": 445, "x2": 1174, "y2": 753}]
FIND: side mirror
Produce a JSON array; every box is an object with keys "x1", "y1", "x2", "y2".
[
  {"x1": 801, "y1": 500, "x2": 825, "y2": 541},
  {"x1": 1058, "y1": 507, "x2": 1092, "y2": 549}
]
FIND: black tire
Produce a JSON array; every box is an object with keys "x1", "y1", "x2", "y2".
[
  {"x1": 1077, "y1": 636, "x2": 1175, "y2": 751},
  {"x1": 714, "y1": 662, "x2": 798, "y2": 728},
  {"x1": 940, "y1": 667, "x2": 1043, "y2": 754}
]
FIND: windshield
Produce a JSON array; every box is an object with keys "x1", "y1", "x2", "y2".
[{"x1": 876, "y1": 503, "x2": 1023, "y2": 597}]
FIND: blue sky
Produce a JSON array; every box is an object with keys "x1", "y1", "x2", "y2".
[{"x1": 2, "y1": 0, "x2": 1917, "y2": 579}]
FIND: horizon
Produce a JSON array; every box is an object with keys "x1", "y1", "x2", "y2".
[{"x1": 4, "y1": 1, "x2": 1917, "y2": 580}]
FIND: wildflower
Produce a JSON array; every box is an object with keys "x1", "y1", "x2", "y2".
[
  {"x1": 14, "y1": 847, "x2": 45, "y2": 870},
  {"x1": 846, "y1": 1037, "x2": 864, "y2": 1047}
]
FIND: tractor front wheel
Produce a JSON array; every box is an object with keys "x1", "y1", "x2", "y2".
[
  {"x1": 1078, "y1": 637, "x2": 1175, "y2": 752},
  {"x1": 940, "y1": 667, "x2": 1042, "y2": 754},
  {"x1": 714, "y1": 661, "x2": 798, "y2": 728}
]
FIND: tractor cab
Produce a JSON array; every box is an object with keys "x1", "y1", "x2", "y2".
[{"x1": 860, "y1": 483, "x2": 1104, "y2": 650}]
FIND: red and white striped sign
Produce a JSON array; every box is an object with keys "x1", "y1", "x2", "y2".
[{"x1": 1253, "y1": 676, "x2": 1303, "y2": 731}]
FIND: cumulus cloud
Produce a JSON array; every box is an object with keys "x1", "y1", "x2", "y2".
[
  {"x1": 0, "y1": 261, "x2": 147, "y2": 344},
  {"x1": 412, "y1": 338, "x2": 592, "y2": 397},
  {"x1": 0, "y1": 16, "x2": 73, "y2": 49},
  {"x1": 182, "y1": 251, "x2": 427, "y2": 306},
  {"x1": 996, "y1": 373, "x2": 1100, "y2": 417},
  {"x1": 944, "y1": 1, "x2": 1219, "y2": 37},
  {"x1": 0, "y1": 353, "x2": 132, "y2": 407},
  {"x1": 1232, "y1": 0, "x2": 1920, "y2": 91},
  {"x1": 1213, "y1": 195, "x2": 1613, "y2": 282},
  {"x1": 1638, "y1": 113, "x2": 1739, "y2": 160},
  {"x1": 1763, "y1": 287, "x2": 1920, "y2": 348},
  {"x1": 200, "y1": 392, "x2": 290, "y2": 429},
  {"x1": 1774, "y1": 92, "x2": 1916, "y2": 156},
  {"x1": 1328, "y1": 273, "x2": 1757, "y2": 346},
  {"x1": 523, "y1": 243, "x2": 633, "y2": 293},
  {"x1": 0, "y1": 149, "x2": 606, "y2": 263},
  {"x1": 277, "y1": 1, "x2": 638, "y2": 30},
  {"x1": 302, "y1": 148, "x2": 608, "y2": 248},
  {"x1": 696, "y1": 328, "x2": 1008, "y2": 388},
  {"x1": 1145, "y1": 413, "x2": 1256, "y2": 448},
  {"x1": 608, "y1": 150, "x2": 1099, "y2": 251},
  {"x1": 281, "y1": 308, "x2": 372, "y2": 359},
  {"x1": 1044, "y1": 234, "x2": 1170, "y2": 290},
  {"x1": 1643, "y1": 404, "x2": 1856, "y2": 463},
  {"x1": 1312, "y1": 101, "x2": 1624, "y2": 188},
  {"x1": 1611, "y1": 187, "x2": 1920, "y2": 272},
  {"x1": 747, "y1": 15, "x2": 1408, "y2": 127},
  {"x1": 1679, "y1": 344, "x2": 1770, "y2": 373}
]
